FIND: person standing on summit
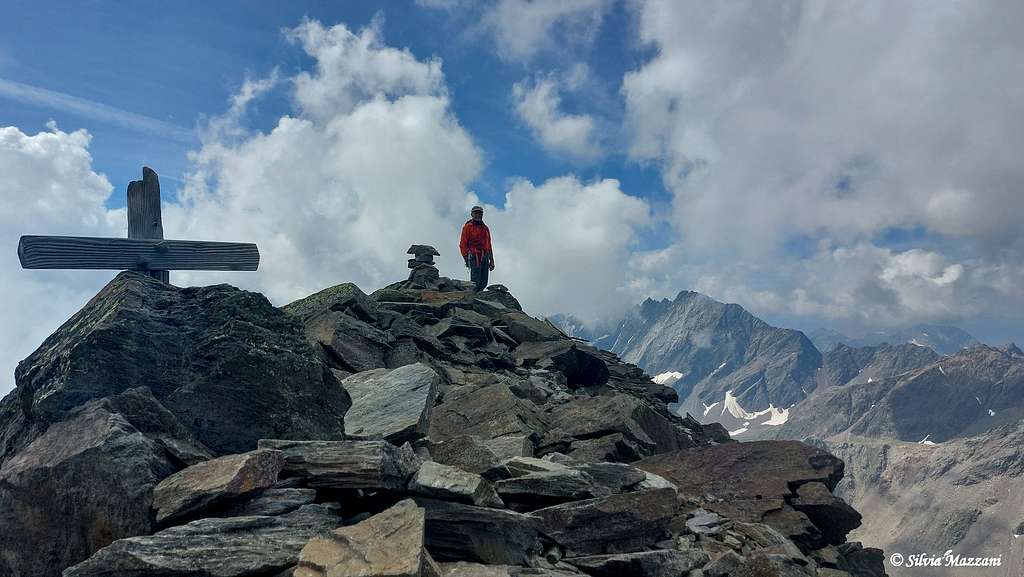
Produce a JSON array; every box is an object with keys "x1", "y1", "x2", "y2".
[{"x1": 460, "y1": 205, "x2": 494, "y2": 292}]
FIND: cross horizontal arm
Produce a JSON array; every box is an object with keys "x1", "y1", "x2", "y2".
[{"x1": 18, "y1": 236, "x2": 260, "y2": 271}]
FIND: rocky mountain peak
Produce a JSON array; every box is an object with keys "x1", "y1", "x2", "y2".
[{"x1": 0, "y1": 247, "x2": 886, "y2": 577}]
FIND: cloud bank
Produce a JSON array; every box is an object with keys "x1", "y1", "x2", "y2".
[{"x1": 623, "y1": 0, "x2": 1024, "y2": 332}]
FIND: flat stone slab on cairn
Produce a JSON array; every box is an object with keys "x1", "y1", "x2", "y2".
[{"x1": 408, "y1": 244, "x2": 439, "y2": 268}]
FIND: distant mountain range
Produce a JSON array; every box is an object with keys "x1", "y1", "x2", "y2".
[
  {"x1": 553, "y1": 295, "x2": 1023, "y2": 573},
  {"x1": 554, "y1": 292, "x2": 821, "y2": 437},
  {"x1": 808, "y1": 325, "x2": 979, "y2": 355}
]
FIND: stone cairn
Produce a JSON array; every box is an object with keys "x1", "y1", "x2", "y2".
[{"x1": 407, "y1": 244, "x2": 441, "y2": 287}]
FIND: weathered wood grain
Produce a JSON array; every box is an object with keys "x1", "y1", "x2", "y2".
[
  {"x1": 127, "y1": 166, "x2": 169, "y2": 282},
  {"x1": 18, "y1": 236, "x2": 260, "y2": 271}
]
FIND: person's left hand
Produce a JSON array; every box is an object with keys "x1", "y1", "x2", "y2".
[{"x1": 489, "y1": 261, "x2": 495, "y2": 271}]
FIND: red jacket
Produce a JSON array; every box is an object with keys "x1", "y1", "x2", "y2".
[{"x1": 460, "y1": 220, "x2": 492, "y2": 262}]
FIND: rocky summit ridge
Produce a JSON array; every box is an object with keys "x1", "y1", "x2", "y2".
[{"x1": 0, "y1": 246, "x2": 885, "y2": 577}]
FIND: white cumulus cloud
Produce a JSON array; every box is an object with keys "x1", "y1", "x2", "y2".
[
  {"x1": 513, "y1": 75, "x2": 600, "y2": 161},
  {"x1": 621, "y1": 0, "x2": 1024, "y2": 333}
]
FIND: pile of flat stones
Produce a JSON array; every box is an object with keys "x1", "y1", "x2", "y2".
[
  {"x1": 65, "y1": 435, "x2": 882, "y2": 577},
  {"x1": 3, "y1": 243, "x2": 886, "y2": 577},
  {"x1": 408, "y1": 244, "x2": 442, "y2": 287}
]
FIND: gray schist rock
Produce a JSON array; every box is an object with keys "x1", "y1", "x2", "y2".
[
  {"x1": 686, "y1": 509, "x2": 726, "y2": 536},
  {"x1": 495, "y1": 468, "x2": 609, "y2": 511},
  {"x1": 409, "y1": 461, "x2": 504, "y2": 508},
  {"x1": 224, "y1": 488, "x2": 317, "y2": 517},
  {"x1": 258, "y1": 439, "x2": 421, "y2": 490},
  {"x1": 513, "y1": 341, "x2": 609, "y2": 389},
  {"x1": 429, "y1": 435, "x2": 507, "y2": 474},
  {"x1": 0, "y1": 388, "x2": 210, "y2": 577},
  {"x1": 4, "y1": 272, "x2": 349, "y2": 459},
  {"x1": 64, "y1": 504, "x2": 343, "y2": 577},
  {"x1": 152, "y1": 448, "x2": 285, "y2": 525},
  {"x1": 499, "y1": 311, "x2": 563, "y2": 343},
  {"x1": 341, "y1": 363, "x2": 440, "y2": 443},
  {"x1": 539, "y1": 393, "x2": 696, "y2": 462},
  {"x1": 533, "y1": 488, "x2": 678, "y2": 557},
  {"x1": 429, "y1": 383, "x2": 544, "y2": 443},
  {"x1": 284, "y1": 283, "x2": 393, "y2": 374},
  {"x1": 294, "y1": 499, "x2": 427, "y2": 577},
  {"x1": 572, "y1": 463, "x2": 647, "y2": 493},
  {"x1": 413, "y1": 498, "x2": 545, "y2": 565},
  {"x1": 566, "y1": 549, "x2": 709, "y2": 577}
]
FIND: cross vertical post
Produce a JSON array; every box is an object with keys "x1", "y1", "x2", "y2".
[
  {"x1": 127, "y1": 167, "x2": 169, "y2": 283},
  {"x1": 17, "y1": 166, "x2": 260, "y2": 279}
]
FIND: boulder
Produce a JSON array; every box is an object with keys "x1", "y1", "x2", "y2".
[
  {"x1": 484, "y1": 435, "x2": 534, "y2": 460},
  {"x1": 566, "y1": 549, "x2": 709, "y2": 577},
  {"x1": 258, "y1": 439, "x2": 420, "y2": 490},
  {"x1": 429, "y1": 435, "x2": 505, "y2": 474},
  {"x1": 409, "y1": 461, "x2": 504, "y2": 508},
  {"x1": 7, "y1": 272, "x2": 349, "y2": 457},
  {"x1": 514, "y1": 342, "x2": 609, "y2": 389},
  {"x1": 540, "y1": 394, "x2": 696, "y2": 462},
  {"x1": 482, "y1": 456, "x2": 569, "y2": 481},
  {"x1": 0, "y1": 388, "x2": 209, "y2": 577},
  {"x1": 789, "y1": 482, "x2": 861, "y2": 545},
  {"x1": 413, "y1": 498, "x2": 545, "y2": 564},
  {"x1": 429, "y1": 384, "x2": 545, "y2": 444},
  {"x1": 533, "y1": 488, "x2": 678, "y2": 556},
  {"x1": 294, "y1": 499, "x2": 427, "y2": 577},
  {"x1": 686, "y1": 509, "x2": 727, "y2": 536},
  {"x1": 564, "y1": 433, "x2": 645, "y2": 464},
  {"x1": 476, "y1": 289, "x2": 523, "y2": 311},
  {"x1": 64, "y1": 504, "x2": 343, "y2": 577},
  {"x1": 635, "y1": 441, "x2": 845, "y2": 523},
  {"x1": 572, "y1": 463, "x2": 647, "y2": 493},
  {"x1": 341, "y1": 363, "x2": 440, "y2": 443},
  {"x1": 282, "y1": 282, "x2": 378, "y2": 325},
  {"x1": 499, "y1": 311, "x2": 563, "y2": 343},
  {"x1": 225, "y1": 488, "x2": 317, "y2": 517},
  {"x1": 316, "y1": 313, "x2": 394, "y2": 373},
  {"x1": 495, "y1": 469, "x2": 609, "y2": 511},
  {"x1": 152, "y1": 448, "x2": 285, "y2": 525}
]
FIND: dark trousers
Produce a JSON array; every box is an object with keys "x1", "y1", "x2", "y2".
[{"x1": 468, "y1": 253, "x2": 489, "y2": 292}]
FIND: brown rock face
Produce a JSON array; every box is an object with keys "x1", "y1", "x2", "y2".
[
  {"x1": 152, "y1": 448, "x2": 285, "y2": 525},
  {"x1": 636, "y1": 441, "x2": 844, "y2": 523},
  {"x1": 294, "y1": 499, "x2": 426, "y2": 577}
]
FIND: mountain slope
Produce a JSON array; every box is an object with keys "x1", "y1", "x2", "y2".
[
  {"x1": 817, "y1": 343, "x2": 941, "y2": 389},
  {"x1": 823, "y1": 426, "x2": 1024, "y2": 577},
  {"x1": 809, "y1": 325, "x2": 979, "y2": 355},
  {"x1": 778, "y1": 345, "x2": 1024, "y2": 443},
  {"x1": 595, "y1": 292, "x2": 823, "y2": 420}
]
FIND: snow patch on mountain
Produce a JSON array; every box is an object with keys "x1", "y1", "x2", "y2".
[
  {"x1": 722, "y1": 390, "x2": 790, "y2": 426},
  {"x1": 653, "y1": 371, "x2": 683, "y2": 386}
]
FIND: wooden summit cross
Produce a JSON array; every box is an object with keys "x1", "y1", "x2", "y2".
[{"x1": 18, "y1": 166, "x2": 259, "y2": 283}]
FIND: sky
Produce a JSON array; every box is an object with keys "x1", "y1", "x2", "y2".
[{"x1": 1, "y1": 1, "x2": 1023, "y2": 393}]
